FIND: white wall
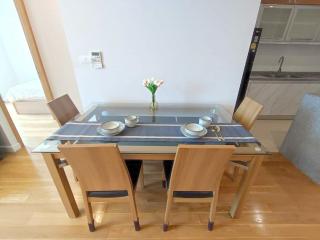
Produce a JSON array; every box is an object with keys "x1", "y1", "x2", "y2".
[
  {"x1": 253, "y1": 44, "x2": 320, "y2": 72},
  {"x1": 58, "y1": 0, "x2": 260, "y2": 111},
  {"x1": 0, "y1": 107, "x2": 20, "y2": 152},
  {"x1": 0, "y1": 0, "x2": 39, "y2": 96},
  {"x1": 24, "y1": 0, "x2": 83, "y2": 110},
  {"x1": 0, "y1": 39, "x2": 17, "y2": 95}
]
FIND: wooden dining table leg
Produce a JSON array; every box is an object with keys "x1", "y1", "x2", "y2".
[
  {"x1": 42, "y1": 153, "x2": 80, "y2": 218},
  {"x1": 229, "y1": 155, "x2": 264, "y2": 218}
]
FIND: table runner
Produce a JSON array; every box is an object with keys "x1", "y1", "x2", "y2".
[{"x1": 47, "y1": 116, "x2": 258, "y2": 144}]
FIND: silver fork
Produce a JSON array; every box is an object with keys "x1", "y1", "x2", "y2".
[
  {"x1": 216, "y1": 125, "x2": 225, "y2": 141},
  {"x1": 212, "y1": 125, "x2": 224, "y2": 141},
  {"x1": 211, "y1": 126, "x2": 222, "y2": 141}
]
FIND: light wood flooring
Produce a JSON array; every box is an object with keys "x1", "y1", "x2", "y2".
[
  {"x1": 1, "y1": 150, "x2": 320, "y2": 239},
  {"x1": 5, "y1": 103, "x2": 59, "y2": 150},
  {"x1": 1, "y1": 109, "x2": 320, "y2": 239}
]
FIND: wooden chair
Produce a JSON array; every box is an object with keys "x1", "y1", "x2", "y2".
[
  {"x1": 58, "y1": 144, "x2": 141, "y2": 232},
  {"x1": 162, "y1": 145, "x2": 235, "y2": 231},
  {"x1": 47, "y1": 94, "x2": 79, "y2": 126},
  {"x1": 233, "y1": 97, "x2": 263, "y2": 131},
  {"x1": 231, "y1": 97, "x2": 263, "y2": 180},
  {"x1": 47, "y1": 94, "x2": 80, "y2": 181}
]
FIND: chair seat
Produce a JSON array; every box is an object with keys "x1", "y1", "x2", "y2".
[{"x1": 88, "y1": 160, "x2": 142, "y2": 198}]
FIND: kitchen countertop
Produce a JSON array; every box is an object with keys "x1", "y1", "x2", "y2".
[{"x1": 250, "y1": 71, "x2": 320, "y2": 82}]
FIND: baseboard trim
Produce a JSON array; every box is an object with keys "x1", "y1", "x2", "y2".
[{"x1": 0, "y1": 143, "x2": 21, "y2": 152}]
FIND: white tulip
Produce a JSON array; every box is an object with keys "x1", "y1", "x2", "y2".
[
  {"x1": 143, "y1": 77, "x2": 164, "y2": 88},
  {"x1": 154, "y1": 80, "x2": 161, "y2": 87}
]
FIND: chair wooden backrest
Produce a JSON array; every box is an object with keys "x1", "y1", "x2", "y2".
[
  {"x1": 58, "y1": 144, "x2": 133, "y2": 192},
  {"x1": 59, "y1": 143, "x2": 140, "y2": 232},
  {"x1": 47, "y1": 94, "x2": 79, "y2": 126},
  {"x1": 168, "y1": 145, "x2": 236, "y2": 193},
  {"x1": 233, "y1": 97, "x2": 263, "y2": 130}
]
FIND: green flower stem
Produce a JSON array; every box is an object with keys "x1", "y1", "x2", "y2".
[{"x1": 151, "y1": 93, "x2": 156, "y2": 110}]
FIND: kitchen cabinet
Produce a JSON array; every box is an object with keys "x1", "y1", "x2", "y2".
[
  {"x1": 317, "y1": 30, "x2": 320, "y2": 40},
  {"x1": 246, "y1": 80, "x2": 320, "y2": 118},
  {"x1": 257, "y1": 4, "x2": 320, "y2": 43},
  {"x1": 294, "y1": 0, "x2": 320, "y2": 5},
  {"x1": 257, "y1": 5, "x2": 294, "y2": 41},
  {"x1": 286, "y1": 6, "x2": 320, "y2": 41},
  {"x1": 261, "y1": 0, "x2": 293, "y2": 4},
  {"x1": 261, "y1": 0, "x2": 320, "y2": 5}
]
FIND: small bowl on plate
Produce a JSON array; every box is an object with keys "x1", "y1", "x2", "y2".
[
  {"x1": 101, "y1": 121, "x2": 121, "y2": 134},
  {"x1": 125, "y1": 115, "x2": 139, "y2": 127},
  {"x1": 184, "y1": 123, "x2": 205, "y2": 136},
  {"x1": 199, "y1": 116, "x2": 212, "y2": 128}
]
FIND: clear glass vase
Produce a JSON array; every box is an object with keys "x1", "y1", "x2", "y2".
[{"x1": 150, "y1": 93, "x2": 158, "y2": 111}]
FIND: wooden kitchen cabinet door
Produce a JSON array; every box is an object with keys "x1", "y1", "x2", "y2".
[
  {"x1": 294, "y1": 0, "x2": 320, "y2": 5},
  {"x1": 261, "y1": 0, "x2": 293, "y2": 4},
  {"x1": 246, "y1": 81, "x2": 320, "y2": 117},
  {"x1": 262, "y1": 0, "x2": 320, "y2": 5}
]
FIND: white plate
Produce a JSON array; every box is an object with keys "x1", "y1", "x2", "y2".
[
  {"x1": 184, "y1": 123, "x2": 205, "y2": 136},
  {"x1": 101, "y1": 121, "x2": 121, "y2": 134},
  {"x1": 181, "y1": 125, "x2": 207, "y2": 138},
  {"x1": 98, "y1": 122, "x2": 125, "y2": 136}
]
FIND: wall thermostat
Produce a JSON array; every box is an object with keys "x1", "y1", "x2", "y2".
[{"x1": 90, "y1": 51, "x2": 103, "y2": 69}]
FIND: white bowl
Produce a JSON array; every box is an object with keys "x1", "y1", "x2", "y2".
[
  {"x1": 125, "y1": 115, "x2": 139, "y2": 127},
  {"x1": 101, "y1": 121, "x2": 121, "y2": 134},
  {"x1": 199, "y1": 116, "x2": 212, "y2": 128},
  {"x1": 184, "y1": 123, "x2": 204, "y2": 136},
  {"x1": 126, "y1": 115, "x2": 138, "y2": 121}
]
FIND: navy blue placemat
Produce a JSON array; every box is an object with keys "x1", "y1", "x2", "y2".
[{"x1": 47, "y1": 116, "x2": 258, "y2": 144}]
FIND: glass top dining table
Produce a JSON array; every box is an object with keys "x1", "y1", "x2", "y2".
[
  {"x1": 78, "y1": 104, "x2": 231, "y2": 122},
  {"x1": 33, "y1": 103, "x2": 269, "y2": 219},
  {"x1": 33, "y1": 104, "x2": 268, "y2": 155}
]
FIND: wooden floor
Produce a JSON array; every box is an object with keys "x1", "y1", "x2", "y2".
[
  {"x1": 1, "y1": 150, "x2": 320, "y2": 239},
  {"x1": 5, "y1": 102, "x2": 59, "y2": 150},
  {"x1": 1, "y1": 108, "x2": 320, "y2": 239}
]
